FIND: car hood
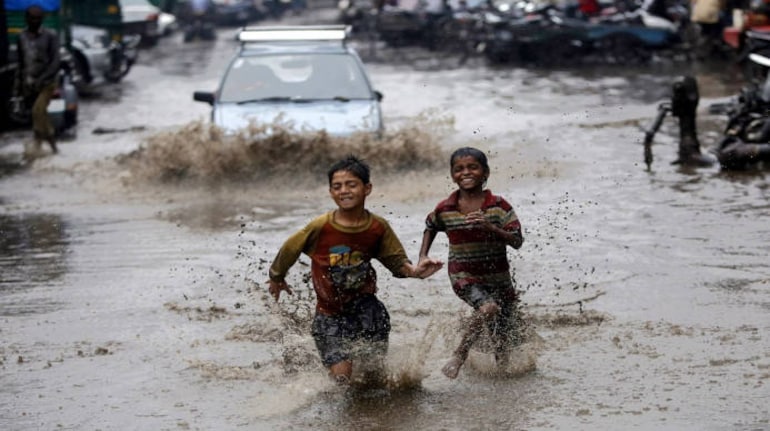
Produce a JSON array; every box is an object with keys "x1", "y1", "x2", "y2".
[{"x1": 213, "y1": 100, "x2": 382, "y2": 136}]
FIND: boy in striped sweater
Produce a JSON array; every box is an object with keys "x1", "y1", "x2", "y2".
[{"x1": 419, "y1": 147, "x2": 524, "y2": 379}]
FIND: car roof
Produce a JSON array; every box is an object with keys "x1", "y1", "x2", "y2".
[{"x1": 236, "y1": 25, "x2": 355, "y2": 56}]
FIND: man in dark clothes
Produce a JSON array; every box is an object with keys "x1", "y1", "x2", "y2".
[{"x1": 15, "y1": 5, "x2": 60, "y2": 154}]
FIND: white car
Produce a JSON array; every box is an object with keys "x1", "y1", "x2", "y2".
[
  {"x1": 120, "y1": 0, "x2": 162, "y2": 47},
  {"x1": 193, "y1": 25, "x2": 384, "y2": 136}
]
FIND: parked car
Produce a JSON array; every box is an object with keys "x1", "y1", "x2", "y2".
[
  {"x1": 158, "y1": 11, "x2": 179, "y2": 36},
  {"x1": 120, "y1": 0, "x2": 162, "y2": 47},
  {"x1": 193, "y1": 25, "x2": 384, "y2": 136},
  {"x1": 68, "y1": 24, "x2": 139, "y2": 92}
]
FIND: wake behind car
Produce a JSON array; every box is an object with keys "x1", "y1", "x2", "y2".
[{"x1": 193, "y1": 25, "x2": 384, "y2": 137}]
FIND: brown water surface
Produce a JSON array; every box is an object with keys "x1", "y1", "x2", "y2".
[{"x1": 1, "y1": 10, "x2": 768, "y2": 431}]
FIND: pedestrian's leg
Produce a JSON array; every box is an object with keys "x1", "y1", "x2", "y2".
[{"x1": 32, "y1": 83, "x2": 57, "y2": 153}]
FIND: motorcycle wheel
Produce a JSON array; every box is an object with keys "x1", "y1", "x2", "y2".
[
  {"x1": 598, "y1": 33, "x2": 651, "y2": 65},
  {"x1": 741, "y1": 50, "x2": 770, "y2": 86},
  {"x1": 534, "y1": 35, "x2": 585, "y2": 68},
  {"x1": 105, "y1": 49, "x2": 132, "y2": 83}
]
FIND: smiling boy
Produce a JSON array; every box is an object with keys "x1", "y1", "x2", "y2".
[{"x1": 268, "y1": 155, "x2": 443, "y2": 384}]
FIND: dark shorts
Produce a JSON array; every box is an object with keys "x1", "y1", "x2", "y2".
[
  {"x1": 457, "y1": 284, "x2": 515, "y2": 310},
  {"x1": 458, "y1": 284, "x2": 522, "y2": 349},
  {"x1": 311, "y1": 294, "x2": 391, "y2": 367}
]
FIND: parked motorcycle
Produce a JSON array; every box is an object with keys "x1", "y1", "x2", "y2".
[
  {"x1": 183, "y1": 15, "x2": 216, "y2": 42},
  {"x1": 738, "y1": 28, "x2": 770, "y2": 84},
  {"x1": 434, "y1": 0, "x2": 497, "y2": 61},
  {"x1": 375, "y1": 0, "x2": 453, "y2": 49},
  {"x1": 483, "y1": 0, "x2": 688, "y2": 66},
  {"x1": 178, "y1": 2, "x2": 217, "y2": 42},
  {"x1": 643, "y1": 48, "x2": 770, "y2": 171}
]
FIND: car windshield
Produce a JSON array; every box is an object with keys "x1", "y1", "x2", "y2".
[{"x1": 219, "y1": 54, "x2": 374, "y2": 103}]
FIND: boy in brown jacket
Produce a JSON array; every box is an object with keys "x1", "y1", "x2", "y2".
[{"x1": 268, "y1": 155, "x2": 443, "y2": 384}]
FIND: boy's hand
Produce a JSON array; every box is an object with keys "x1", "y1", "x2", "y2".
[
  {"x1": 268, "y1": 279, "x2": 293, "y2": 301},
  {"x1": 414, "y1": 257, "x2": 443, "y2": 279},
  {"x1": 465, "y1": 210, "x2": 493, "y2": 230}
]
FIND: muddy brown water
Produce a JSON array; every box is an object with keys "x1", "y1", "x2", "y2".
[{"x1": 1, "y1": 10, "x2": 769, "y2": 431}]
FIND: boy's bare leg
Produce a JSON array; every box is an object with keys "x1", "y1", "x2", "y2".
[
  {"x1": 443, "y1": 302, "x2": 500, "y2": 379},
  {"x1": 329, "y1": 360, "x2": 353, "y2": 385},
  {"x1": 494, "y1": 348, "x2": 510, "y2": 369},
  {"x1": 494, "y1": 302, "x2": 519, "y2": 369},
  {"x1": 358, "y1": 342, "x2": 388, "y2": 386}
]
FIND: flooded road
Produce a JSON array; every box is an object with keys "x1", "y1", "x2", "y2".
[{"x1": 2, "y1": 8, "x2": 769, "y2": 431}]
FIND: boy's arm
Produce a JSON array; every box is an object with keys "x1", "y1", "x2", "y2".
[
  {"x1": 267, "y1": 219, "x2": 321, "y2": 301},
  {"x1": 267, "y1": 241, "x2": 300, "y2": 301},
  {"x1": 465, "y1": 210, "x2": 524, "y2": 249},
  {"x1": 268, "y1": 279, "x2": 292, "y2": 302},
  {"x1": 377, "y1": 219, "x2": 443, "y2": 279},
  {"x1": 418, "y1": 228, "x2": 437, "y2": 261},
  {"x1": 400, "y1": 258, "x2": 443, "y2": 279}
]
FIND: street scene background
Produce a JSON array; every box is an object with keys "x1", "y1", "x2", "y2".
[{"x1": 1, "y1": 3, "x2": 769, "y2": 430}]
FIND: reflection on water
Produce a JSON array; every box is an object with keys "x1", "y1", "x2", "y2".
[
  {"x1": 0, "y1": 213, "x2": 68, "y2": 314},
  {"x1": 0, "y1": 153, "x2": 26, "y2": 180}
]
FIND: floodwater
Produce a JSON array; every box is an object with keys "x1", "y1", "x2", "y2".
[{"x1": 2, "y1": 9, "x2": 769, "y2": 431}]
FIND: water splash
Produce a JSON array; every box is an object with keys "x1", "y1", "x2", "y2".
[{"x1": 117, "y1": 113, "x2": 452, "y2": 186}]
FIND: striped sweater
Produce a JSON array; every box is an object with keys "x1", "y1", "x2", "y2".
[{"x1": 425, "y1": 189, "x2": 522, "y2": 297}]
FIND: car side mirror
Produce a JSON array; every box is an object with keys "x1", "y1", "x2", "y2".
[
  {"x1": 193, "y1": 91, "x2": 215, "y2": 105},
  {"x1": 374, "y1": 90, "x2": 383, "y2": 101}
]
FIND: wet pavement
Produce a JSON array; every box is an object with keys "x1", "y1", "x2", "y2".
[{"x1": 1, "y1": 7, "x2": 769, "y2": 431}]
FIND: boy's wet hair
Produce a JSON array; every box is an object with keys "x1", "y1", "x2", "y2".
[
  {"x1": 450, "y1": 147, "x2": 489, "y2": 173},
  {"x1": 327, "y1": 155, "x2": 371, "y2": 185}
]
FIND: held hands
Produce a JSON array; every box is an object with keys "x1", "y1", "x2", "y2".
[
  {"x1": 413, "y1": 257, "x2": 443, "y2": 279},
  {"x1": 268, "y1": 279, "x2": 293, "y2": 301}
]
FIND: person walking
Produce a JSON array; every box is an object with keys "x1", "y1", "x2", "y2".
[
  {"x1": 691, "y1": 0, "x2": 727, "y2": 59},
  {"x1": 15, "y1": 5, "x2": 60, "y2": 155}
]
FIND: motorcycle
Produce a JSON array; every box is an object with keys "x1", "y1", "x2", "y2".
[
  {"x1": 106, "y1": 35, "x2": 139, "y2": 83},
  {"x1": 483, "y1": 0, "x2": 688, "y2": 65},
  {"x1": 179, "y1": 3, "x2": 216, "y2": 42},
  {"x1": 738, "y1": 28, "x2": 770, "y2": 84}
]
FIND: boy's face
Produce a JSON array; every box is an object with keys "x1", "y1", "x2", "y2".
[
  {"x1": 451, "y1": 155, "x2": 487, "y2": 191},
  {"x1": 329, "y1": 170, "x2": 371, "y2": 211}
]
